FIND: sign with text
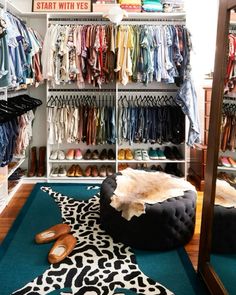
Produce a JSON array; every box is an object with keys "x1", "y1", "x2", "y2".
[{"x1": 32, "y1": 0, "x2": 91, "y2": 12}]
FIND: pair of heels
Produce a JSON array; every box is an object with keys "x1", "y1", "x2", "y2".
[{"x1": 35, "y1": 224, "x2": 77, "y2": 264}]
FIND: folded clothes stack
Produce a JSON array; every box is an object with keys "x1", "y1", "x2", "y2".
[
  {"x1": 120, "y1": 0, "x2": 142, "y2": 12},
  {"x1": 142, "y1": 0, "x2": 163, "y2": 12},
  {"x1": 161, "y1": 0, "x2": 185, "y2": 12}
]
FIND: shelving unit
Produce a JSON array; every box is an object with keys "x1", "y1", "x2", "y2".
[{"x1": 8, "y1": 158, "x2": 26, "y2": 178}]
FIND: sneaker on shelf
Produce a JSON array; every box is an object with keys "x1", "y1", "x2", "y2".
[
  {"x1": 125, "y1": 148, "x2": 134, "y2": 160},
  {"x1": 58, "y1": 166, "x2": 67, "y2": 177},
  {"x1": 134, "y1": 149, "x2": 142, "y2": 161},
  {"x1": 74, "y1": 149, "x2": 83, "y2": 160},
  {"x1": 108, "y1": 149, "x2": 115, "y2": 160},
  {"x1": 148, "y1": 147, "x2": 159, "y2": 160},
  {"x1": 100, "y1": 149, "x2": 108, "y2": 160},
  {"x1": 58, "y1": 150, "x2": 66, "y2": 160},
  {"x1": 164, "y1": 146, "x2": 175, "y2": 160},
  {"x1": 50, "y1": 150, "x2": 58, "y2": 160},
  {"x1": 228, "y1": 157, "x2": 236, "y2": 168},
  {"x1": 118, "y1": 149, "x2": 125, "y2": 160},
  {"x1": 156, "y1": 148, "x2": 166, "y2": 160},
  {"x1": 75, "y1": 165, "x2": 83, "y2": 177},
  {"x1": 172, "y1": 146, "x2": 183, "y2": 160},
  {"x1": 67, "y1": 165, "x2": 76, "y2": 177},
  {"x1": 142, "y1": 150, "x2": 150, "y2": 161},
  {"x1": 51, "y1": 167, "x2": 59, "y2": 177},
  {"x1": 66, "y1": 149, "x2": 75, "y2": 160},
  {"x1": 220, "y1": 156, "x2": 232, "y2": 168},
  {"x1": 106, "y1": 165, "x2": 114, "y2": 176}
]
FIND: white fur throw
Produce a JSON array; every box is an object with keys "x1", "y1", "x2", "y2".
[
  {"x1": 110, "y1": 168, "x2": 196, "y2": 221},
  {"x1": 215, "y1": 179, "x2": 236, "y2": 207}
]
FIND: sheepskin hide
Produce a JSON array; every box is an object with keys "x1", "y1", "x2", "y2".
[
  {"x1": 111, "y1": 168, "x2": 196, "y2": 220},
  {"x1": 215, "y1": 179, "x2": 236, "y2": 207}
]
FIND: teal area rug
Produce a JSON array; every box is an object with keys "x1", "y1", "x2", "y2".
[
  {"x1": 0, "y1": 183, "x2": 208, "y2": 295},
  {"x1": 211, "y1": 254, "x2": 236, "y2": 294}
]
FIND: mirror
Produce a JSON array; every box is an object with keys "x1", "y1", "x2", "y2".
[{"x1": 198, "y1": 1, "x2": 236, "y2": 294}]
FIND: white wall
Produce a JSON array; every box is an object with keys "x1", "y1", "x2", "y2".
[
  {"x1": 8, "y1": 0, "x2": 32, "y2": 12},
  {"x1": 186, "y1": 0, "x2": 219, "y2": 142}
]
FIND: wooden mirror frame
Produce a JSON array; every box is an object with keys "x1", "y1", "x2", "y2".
[{"x1": 198, "y1": 0, "x2": 236, "y2": 294}]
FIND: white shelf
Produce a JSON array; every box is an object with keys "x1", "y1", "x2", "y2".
[
  {"x1": 8, "y1": 158, "x2": 26, "y2": 178},
  {"x1": 7, "y1": 180, "x2": 22, "y2": 204},
  {"x1": 218, "y1": 166, "x2": 236, "y2": 172},
  {"x1": 48, "y1": 176, "x2": 106, "y2": 180},
  {"x1": 118, "y1": 160, "x2": 185, "y2": 163},
  {"x1": 49, "y1": 159, "x2": 116, "y2": 163}
]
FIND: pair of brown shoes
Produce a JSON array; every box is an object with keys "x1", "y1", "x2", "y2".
[
  {"x1": 67, "y1": 165, "x2": 83, "y2": 177},
  {"x1": 84, "y1": 165, "x2": 99, "y2": 177},
  {"x1": 99, "y1": 165, "x2": 114, "y2": 177},
  {"x1": 35, "y1": 224, "x2": 77, "y2": 264}
]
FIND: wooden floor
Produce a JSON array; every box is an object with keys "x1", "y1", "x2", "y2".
[{"x1": 0, "y1": 184, "x2": 203, "y2": 270}]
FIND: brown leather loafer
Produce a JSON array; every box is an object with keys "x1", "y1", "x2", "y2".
[
  {"x1": 35, "y1": 223, "x2": 71, "y2": 244},
  {"x1": 48, "y1": 233, "x2": 77, "y2": 264},
  {"x1": 84, "y1": 165, "x2": 92, "y2": 177},
  {"x1": 100, "y1": 149, "x2": 108, "y2": 160},
  {"x1": 91, "y1": 165, "x2": 99, "y2": 177},
  {"x1": 75, "y1": 165, "x2": 83, "y2": 177},
  {"x1": 91, "y1": 150, "x2": 99, "y2": 160},
  {"x1": 67, "y1": 165, "x2": 76, "y2": 177},
  {"x1": 99, "y1": 165, "x2": 107, "y2": 177}
]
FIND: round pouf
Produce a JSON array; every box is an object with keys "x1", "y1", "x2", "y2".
[
  {"x1": 212, "y1": 205, "x2": 236, "y2": 253},
  {"x1": 100, "y1": 174, "x2": 197, "y2": 251}
]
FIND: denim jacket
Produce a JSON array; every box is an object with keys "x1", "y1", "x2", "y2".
[{"x1": 175, "y1": 78, "x2": 201, "y2": 146}]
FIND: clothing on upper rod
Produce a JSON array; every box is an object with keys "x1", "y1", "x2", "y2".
[
  {"x1": 41, "y1": 24, "x2": 191, "y2": 88},
  {"x1": 0, "y1": 11, "x2": 43, "y2": 89},
  {"x1": 47, "y1": 94, "x2": 116, "y2": 145},
  {"x1": 118, "y1": 94, "x2": 185, "y2": 145},
  {"x1": 0, "y1": 95, "x2": 42, "y2": 166}
]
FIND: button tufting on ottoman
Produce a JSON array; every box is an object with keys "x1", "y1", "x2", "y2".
[{"x1": 100, "y1": 174, "x2": 197, "y2": 251}]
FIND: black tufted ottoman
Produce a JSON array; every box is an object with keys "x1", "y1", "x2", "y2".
[
  {"x1": 212, "y1": 205, "x2": 236, "y2": 253},
  {"x1": 100, "y1": 174, "x2": 197, "y2": 251}
]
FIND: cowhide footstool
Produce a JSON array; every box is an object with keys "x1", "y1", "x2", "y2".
[{"x1": 100, "y1": 174, "x2": 197, "y2": 251}]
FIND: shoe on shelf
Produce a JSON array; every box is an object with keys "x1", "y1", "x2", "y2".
[
  {"x1": 66, "y1": 149, "x2": 75, "y2": 160},
  {"x1": 67, "y1": 165, "x2": 76, "y2": 177},
  {"x1": 220, "y1": 156, "x2": 232, "y2": 168},
  {"x1": 74, "y1": 149, "x2": 83, "y2": 160},
  {"x1": 100, "y1": 149, "x2": 108, "y2": 160},
  {"x1": 50, "y1": 150, "x2": 58, "y2": 160},
  {"x1": 38, "y1": 146, "x2": 46, "y2": 177},
  {"x1": 142, "y1": 150, "x2": 150, "y2": 161},
  {"x1": 164, "y1": 146, "x2": 175, "y2": 160},
  {"x1": 99, "y1": 165, "x2": 107, "y2": 177},
  {"x1": 108, "y1": 149, "x2": 115, "y2": 160},
  {"x1": 84, "y1": 149, "x2": 92, "y2": 160},
  {"x1": 91, "y1": 165, "x2": 99, "y2": 177},
  {"x1": 48, "y1": 233, "x2": 77, "y2": 264},
  {"x1": 148, "y1": 148, "x2": 159, "y2": 160},
  {"x1": 58, "y1": 166, "x2": 67, "y2": 177},
  {"x1": 156, "y1": 148, "x2": 166, "y2": 160},
  {"x1": 134, "y1": 149, "x2": 142, "y2": 161},
  {"x1": 35, "y1": 223, "x2": 71, "y2": 244},
  {"x1": 28, "y1": 146, "x2": 37, "y2": 177},
  {"x1": 51, "y1": 167, "x2": 59, "y2": 177},
  {"x1": 125, "y1": 149, "x2": 134, "y2": 160},
  {"x1": 106, "y1": 165, "x2": 114, "y2": 176},
  {"x1": 228, "y1": 157, "x2": 236, "y2": 168},
  {"x1": 75, "y1": 165, "x2": 83, "y2": 177},
  {"x1": 91, "y1": 150, "x2": 99, "y2": 160},
  {"x1": 150, "y1": 165, "x2": 157, "y2": 171},
  {"x1": 118, "y1": 149, "x2": 125, "y2": 160},
  {"x1": 172, "y1": 146, "x2": 183, "y2": 160},
  {"x1": 58, "y1": 150, "x2": 66, "y2": 160},
  {"x1": 84, "y1": 165, "x2": 92, "y2": 177},
  {"x1": 156, "y1": 165, "x2": 164, "y2": 172}
]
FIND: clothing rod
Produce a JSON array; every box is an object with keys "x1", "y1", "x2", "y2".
[
  {"x1": 48, "y1": 18, "x2": 185, "y2": 23},
  {"x1": 48, "y1": 88, "x2": 177, "y2": 92},
  {"x1": 48, "y1": 89, "x2": 116, "y2": 92}
]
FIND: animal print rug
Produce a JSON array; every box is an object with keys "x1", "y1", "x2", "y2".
[{"x1": 13, "y1": 186, "x2": 173, "y2": 295}]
